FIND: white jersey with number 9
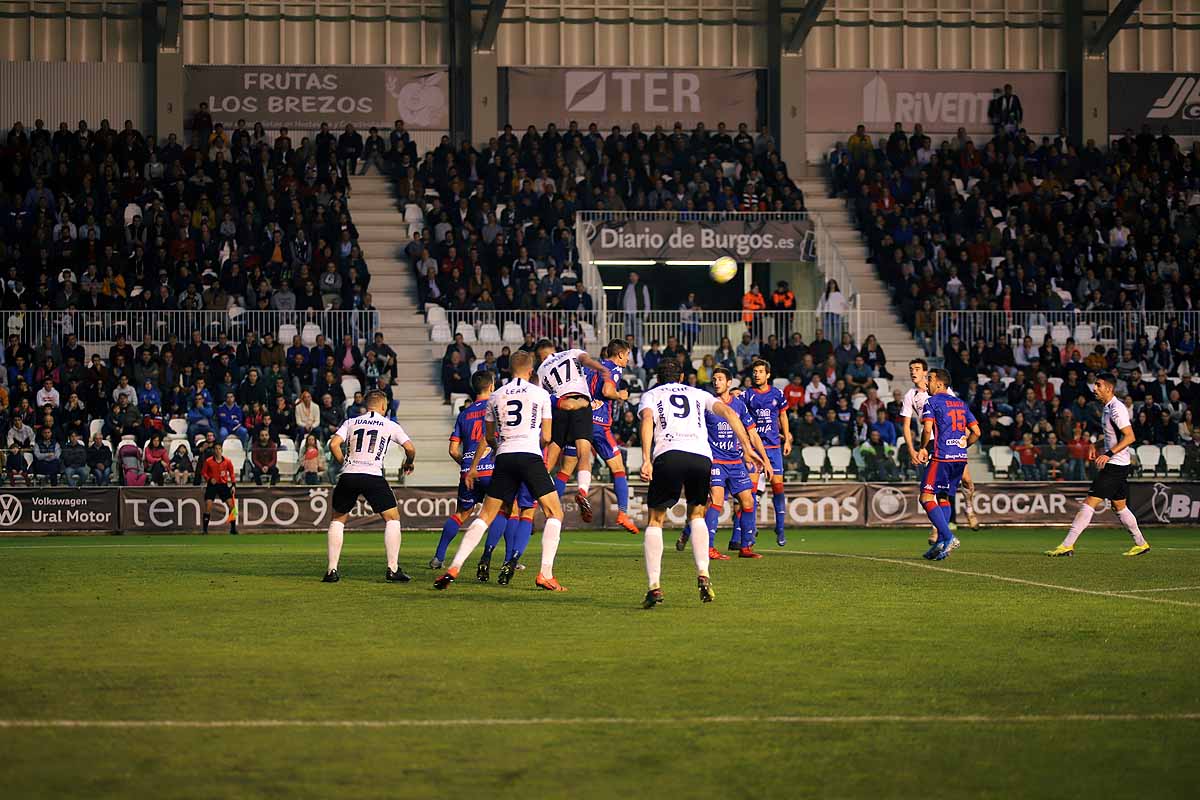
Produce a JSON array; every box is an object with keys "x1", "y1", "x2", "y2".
[
  {"x1": 334, "y1": 411, "x2": 411, "y2": 475},
  {"x1": 488, "y1": 378, "x2": 553, "y2": 456},
  {"x1": 536, "y1": 349, "x2": 592, "y2": 400},
  {"x1": 638, "y1": 382, "x2": 719, "y2": 460}
]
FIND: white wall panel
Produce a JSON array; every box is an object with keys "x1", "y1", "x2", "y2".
[
  {"x1": 210, "y1": 3, "x2": 245, "y2": 64},
  {"x1": 316, "y1": 17, "x2": 351, "y2": 64},
  {"x1": 562, "y1": 7, "x2": 595, "y2": 66},
  {"x1": 0, "y1": 2, "x2": 32, "y2": 61},
  {"x1": 281, "y1": 5, "x2": 316, "y2": 63},
  {"x1": 31, "y1": 2, "x2": 66, "y2": 61},
  {"x1": 596, "y1": 8, "x2": 629, "y2": 66},
  {"x1": 106, "y1": 11, "x2": 142, "y2": 62},
  {"x1": 0, "y1": 61, "x2": 152, "y2": 128},
  {"x1": 246, "y1": 17, "x2": 281, "y2": 64},
  {"x1": 353, "y1": 5, "x2": 386, "y2": 64},
  {"x1": 71, "y1": 3, "x2": 104, "y2": 62},
  {"x1": 630, "y1": 8, "x2": 663, "y2": 66},
  {"x1": 871, "y1": 12, "x2": 904, "y2": 69},
  {"x1": 903, "y1": 12, "x2": 937, "y2": 69},
  {"x1": 971, "y1": 13, "x2": 1004, "y2": 69}
]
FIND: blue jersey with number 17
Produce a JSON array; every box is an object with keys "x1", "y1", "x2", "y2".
[
  {"x1": 745, "y1": 386, "x2": 786, "y2": 446},
  {"x1": 921, "y1": 392, "x2": 976, "y2": 462},
  {"x1": 450, "y1": 399, "x2": 494, "y2": 475}
]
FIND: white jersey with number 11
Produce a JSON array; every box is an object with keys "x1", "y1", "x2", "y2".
[{"x1": 335, "y1": 411, "x2": 411, "y2": 476}]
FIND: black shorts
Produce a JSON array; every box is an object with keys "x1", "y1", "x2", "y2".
[
  {"x1": 204, "y1": 483, "x2": 232, "y2": 502},
  {"x1": 647, "y1": 451, "x2": 712, "y2": 511},
  {"x1": 1088, "y1": 463, "x2": 1131, "y2": 502},
  {"x1": 487, "y1": 452, "x2": 555, "y2": 505},
  {"x1": 332, "y1": 472, "x2": 397, "y2": 515},
  {"x1": 552, "y1": 403, "x2": 594, "y2": 448}
]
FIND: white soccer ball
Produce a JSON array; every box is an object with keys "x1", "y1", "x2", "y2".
[{"x1": 709, "y1": 256, "x2": 738, "y2": 284}]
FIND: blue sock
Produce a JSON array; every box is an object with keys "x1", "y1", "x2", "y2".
[
  {"x1": 772, "y1": 488, "x2": 786, "y2": 534},
  {"x1": 554, "y1": 472, "x2": 568, "y2": 497},
  {"x1": 729, "y1": 506, "x2": 743, "y2": 548},
  {"x1": 436, "y1": 514, "x2": 462, "y2": 561},
  {"x1": 482, "y1": 515, "x2": 506, "y2": 558},
  {"x1": 705, "y1": 505, "x2": 719, "y2": 548},
  {"x1": 740, "y1": 509, "x2": 758, "y2": 547},
  {"x1": 513, "y1": 516, "x2": 535, "y2": 559},
  {"x1": 503, "y1": 515, "x2": 520, "y2": 560},
  {"x1": 923, "y1": 500, "x2": 954, "y2": 544},
  {"x1": 613, "y1": 472, "x2": 629, "y2": 512}
]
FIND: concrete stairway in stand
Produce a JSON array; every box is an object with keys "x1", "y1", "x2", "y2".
[{"x1": 350, "y1": 174, "x2": 461, "y2": 487}]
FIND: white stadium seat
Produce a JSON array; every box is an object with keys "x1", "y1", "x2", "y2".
[
  {"x1": 431, "y1": 323, "x2": 453, "y2": 344},
  {"x1": 278, "y1": 324, "x2": 298, "y2": 345},
  {"x1": 455, "y1": 321, "x2": 476, "y2": 344},
  {"x1": 301, "y1": 323, "x2": 321, "y2": 348},
  {"x1": 479, "y1": 323, "x2": 502, "y2": 344},
  {"x1": 772, "y1": 378, "x2": 789, "y2": 391},
  {"x1": 341, "y1": 376, "x2": 362, "y2": 398},
  {"x1": 426, "y1": 306, "x2": 447, "y2": 326},
  {"x1": 1136, "y1": 444, "x2": 1161, "y2": 476},
  {"x1": 827, "y1": 446, "x2": 852, "y2": 478},
  {"x1": 873, "y1": 377, "x2": 889, "y2": 397},
  {"x1": 503, "y1": 321, "x2": 524, "y2": 343},
  {"x1": 989, "y1": 446, "x2": 1015, "y2": 477},
  {"x1": 802, "y1": 446, "x2": 827, "y2": 478},
  {"x1": 1162, "y1": 444, "x2": 1185, "y2": 476}
]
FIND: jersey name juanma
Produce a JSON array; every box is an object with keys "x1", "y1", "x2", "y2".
[
  {"x1": 450, "y1": 399, "x2": 494, "y2": 475},
  {"x1": 639, "y1": 382, "x2": 718, "y2": 461},
  {"x1": 335, "y1": 411, "x2": 411, "y2": 476},
  {"x1": 537, "y1": 349, "x2": 592, "y2": 400},
  {"x1": 707, "y1": 394, "x2": 754, "y2": 463},
  {"x1": 488, "y1": 378, "x2": 553, "y2": 456}
]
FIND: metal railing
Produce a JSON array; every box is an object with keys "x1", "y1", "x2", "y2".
[
  {"x1": 441, "y1": 309, "x2": 863, "y2": 355},
  {"x1": 6, "y1": 310, "x2": 380, "y2": 352},
  {"x1": 577, "y1": 210, "x2": 812, "y2": 223},
  {"x1": 934, "y1": 310, "x2": 1200, "y2": 358}
]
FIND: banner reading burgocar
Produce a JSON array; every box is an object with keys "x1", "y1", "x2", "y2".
[
  {"x1": 583, "y1": 218, "x2": 815, "y2": 263},
  {"x1": 505, "y1": 68, "x2": 759, "y2": 131},
  {"x1": 0, "y1": 489, "x2": 117, "y2": 533},
  {"x1": 807, "y1": 70, "x2": 1064, "y2": 135},
  {"x1": 183, "y1": 65, "x2": 449, "y2": 131},
  {"x1": 865, "y1": 482, "x2": 1092, "y2": 527},
  {"x1": 1108, "y1": 73, "x2": 1200, "y2": 135}
]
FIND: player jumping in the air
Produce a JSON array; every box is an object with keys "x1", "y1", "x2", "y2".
[
  {"x1": 435, "y1": 350, "x2": 567, "y2": 591},
  {"x1": 638, "y1": 359, "x2": 765, "y2": 608},
  {"x1": 431, "y1": 372, "x2": 509, "y2": 571},
  {"x1": 1045, "y1": 373, "x2": 1150, "y2": 557},
  {"x1": 201, "y1": 442, "x2": 238, "y2": 535},
  {"x1": 912, "y1": 369, "x2": 980, "y2": 560},
  {"x1": 322, "y1": 390, "x2": 417, "y2": 582},
  {"x1": 901, "y1": 358, "x2": 980, "y2": 539},
  {"x1": 534, "y1": 340, "x2": 614, "y2": 524},
  {"x1": 677, "y1": 366, "x2": 772, "y2": 560},
  {"x1": 555, "y1": 339, "x2": 640, "y2": 534},
  {"x1": 740, "y1": 359, "x2": 792, "y2": 548}
]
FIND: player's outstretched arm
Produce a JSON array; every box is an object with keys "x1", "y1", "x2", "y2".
[
  {"x1": 600, "y1": 379, "x2": 627, "y2": 402},
  {"x1": 965, "y1": 422, "x2": 982, "y2": 449},
  {"x1": 913, "y1": 420, "x2": 933, "y2": 465},
  {"x1": 639, "y1": 408, "x2": 654, "y2": 482},
  {"x1": 329, "y1": 435, "x2": 345, "y2": 465},
  {"x1": 577, "y1": 351, "x2": 608, "y2": 374},
  {"x1": 715, "y1": 401, "x2": 766, "y2": 472},
  {"x1": 401, "y1": 441, "x2": 416, "y2": 475}
]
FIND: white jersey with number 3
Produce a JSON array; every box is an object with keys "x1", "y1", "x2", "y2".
[
  {"x1": 639, "y1": 382, "x2": 719, "y2": 460},
  {"x1": 537, "y1": 349, "x2": 592, "y2": 399},
  {"x1": 1101, "y1": 398, "x2": 1133, "y2": 467},
  {"x1": 334, "y1": 411, "x2": 410, "y2": 475},
  {"x1": 488, "y1": 378, "x2": 553, "y2": 456}
]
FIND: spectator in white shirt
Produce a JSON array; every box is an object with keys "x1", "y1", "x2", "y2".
[
  {"x1": 36, "y1": 378, "x2": 60, "y2": 409},
  {"x1": 111, "y1": 374, "x2": 138, "y2": 406}
]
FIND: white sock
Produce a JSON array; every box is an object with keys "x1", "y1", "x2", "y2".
[
  {"x1": 326, "y1": 520, "x2": 344, "y2": 571},
  {"x1": 1062, "y1": 505, "x2": 1095, "y2": 548},
  {"x1": 449, "y1": 518, "x2": 488, "y2": 571},
  {"x1": 689, "y1": 517, "x2": 710, "y2": 578},
  {"x1": 577, "y1": 470, "x2": 591, "y2": 494},
  {"x1": 384, "y1": 519, "x2": 402, "y2": 571},
  {"x1": 1117, "y1": 507, "x2": 1147, "y2": 546},
  {"x1": 644, "y1": 526, "x2": 664, "y2": 588},
  {"x1": 540, "y1": 517, "x2": 562, "y2": 577}
]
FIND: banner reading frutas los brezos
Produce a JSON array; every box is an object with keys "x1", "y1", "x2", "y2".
[
  {"x1": 184, "y1": 66, "x2": 449, "y2": 131},
  {"x1": 506, "y1": 68, "x2": 759, "y2": 131},
  {"x1": 807, "y1": 71, "x2": 1064, "y2": 135},
  {"x1": 583, "y1": 218, "x2": 814, "y2": 263}
]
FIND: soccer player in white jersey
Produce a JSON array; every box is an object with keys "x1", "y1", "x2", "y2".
[
  {"x1": 901, "y1": 358, "x2": 980, "y2": 539},
  {"x1": 1046, "y1": 372, "x2": 1150, "y2": 557},
  {"x1": 434, "y1": 350, "x2": 569, "y2": 591},
  {"x1": 638, "y1": 359, "x2": 764, "y2": 608},
  {"x1": 534, "y1": 339, "x2": 614, "y2": 524},
  {"x1": 322, "y1": 390, "x2": 416, "y2": 583}
]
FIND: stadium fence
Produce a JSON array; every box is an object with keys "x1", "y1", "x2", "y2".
[{"x1": 934, "y1": 310, "x2": 1200, "y2": 358}]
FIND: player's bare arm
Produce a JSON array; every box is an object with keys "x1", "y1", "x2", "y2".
[
  {"x1": 914, "y1": 419, "x2": 933, "y2": 465},
  {"x1": 639, "y1": 408, "x2": 655, "y2": 482},
  {"x1": 965, "y1": 422, "x2": 981, "y2": 449},
  {"x1": 601, "y1": 379, "x2": 627, "y2": 402},
  {"x1": 400, "y1": 440, "x2": 416, "y2": 475},
  {"x1": 464, "y1": 419, "x2": 496, "y2": 489},
  {"x1": 448, "y1": 438, "x2": 463, "y2": 465},
  {"x1": 540, "y1": 415, "x2": 553, "y2": 450},
  {"x1": 748, "y1": 426, "x2": 773, "y2": 482},
  {"x1": 778, "y1": 405, "x2": 792, "y2": 456},
  {"x1": 329, "y1": 434, "x2": 345, "y2": 464}
]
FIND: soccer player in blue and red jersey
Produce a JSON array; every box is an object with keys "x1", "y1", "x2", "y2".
[
  {"x1": 912, "y1": 368, "x2": 980, "y2": 560},
  {"x1": 557, "y1": 339, "x2": 640, "y2": 534},
  {"x1": 432, "y1": 372, "x2": 508, "y2": 573},
  {"x1": 742, "y1": 358, "x2": 792, "y2": 547}
]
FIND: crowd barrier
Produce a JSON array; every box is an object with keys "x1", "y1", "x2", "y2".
[{"x1": 0, "y1": 482, "x2": 1197, "y2": 535}]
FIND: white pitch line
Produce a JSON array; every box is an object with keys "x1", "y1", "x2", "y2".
[
  {"x1": 0, "y1": 543, "x2": 196, "y2": 550},
  {"x1": 1111, "y1": 586, "x2": 1200, "y2": 594},
  {"x1": 1, "y1": 713, "x2": 1199, "y2": 730}
]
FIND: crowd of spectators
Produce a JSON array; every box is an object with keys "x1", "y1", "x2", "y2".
[{"x1": 399, "y1": 121, "x2": 804, "y2": 313}]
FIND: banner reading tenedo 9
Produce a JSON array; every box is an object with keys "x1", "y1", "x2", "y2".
[{"x1": 184, "y1": 66, "x2": 449, "y2": 131}]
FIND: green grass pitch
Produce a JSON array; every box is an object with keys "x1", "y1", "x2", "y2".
[{"x1": 1, "y1": 527, "x2": 1198, "y2": 799}]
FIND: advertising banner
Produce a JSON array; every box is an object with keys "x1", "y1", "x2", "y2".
[
  {"x1": 1108, "y1": 73, "x2": 1200, "y2": 135},
  {"x1": 183, "y1": 65, "x2": 449, "y2": 131},
  {"x1": 1128, "y1": 482, "x2": 1200, "y2": 525},
  {"x1": 505, "y1": 67, "x2": 759, "y2": 131},
  {"x1": 0, "y1": 489, "x2": 118, "y2": 533},
  {"x1": 807, "y1": 70, "x2": 1064, "y2": 135},
  {"x1": 583, "y1": 218, "x2": 815, "y2": 262},
  {"x1": 606, "y1": 483, "x2": 865, "y2": 529},
  {"x1": 864, "y1": 482, "x2": 1092, "y2": 527}
]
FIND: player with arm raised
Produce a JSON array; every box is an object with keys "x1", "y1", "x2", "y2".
[
  {"x1": 638, "y1": 359, "x2": 765, "y2": 609},
  {"x1": 430, "y1": 371, "x2": 509, "y2": 572},
  {"x1": 435, "y1": 350, "x2": 568, "y2": 591},
  {"x1": 322, "y1": 389, "x2": 416, "y2": 583},
  {"x1": 1045, "y1": 373, "x2": 1150, "y2": 557},
  {"x1": 744, "y1": 359, "x2": 792, "y2": 547},
  {"x1": 534, "y1": 339, "x2": 614, "y2": 524},
  {"x1": 911, "y1": 369, "x2": 980, "y2": 560},
  {"x1": 901, "y1": 358, "x2": 980, "y2": 539}
]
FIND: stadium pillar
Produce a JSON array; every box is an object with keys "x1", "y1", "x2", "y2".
[
  {"x1": 778, "y1": 53, "x2": 808, "y2": 177},
  {"x1": 471, "y1": 49, "x2": 498, "y2": 147},
  {"x1": 155, "y1": 49, "x2": 185, "y2": 142},
  {"x1": 448, "y1": 0, "x2": 472, "y2": 144},
  {"x1": 1066, "y1": 0, "x2": 1114, "y2": 147}
]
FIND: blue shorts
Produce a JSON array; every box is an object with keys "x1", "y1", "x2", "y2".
[
  {"x1": 711, "y1": 460, "x2": 754, "y2": 495},
  {"x1": 762, "y1": 446, "x2": 784, "y2": 475},
  {"x1": 921, "y1": 460, "x2": 966, "y2": 497},
  {"x1": 563, "y1": 444, "x2": 577, "y2": 458},
  {"x1": 593, "y1": 425, "x2": 619, "y2": 462},
  {"x1": 516, "y1": 482, "x2": 536, "y2": 509},
  {"x1": 457, "y1": 474, "x2": 492, "y2": 510}
]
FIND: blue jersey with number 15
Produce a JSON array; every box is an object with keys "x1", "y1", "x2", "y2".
[{"x1": 921, "y1": 392, "x2": 976, "y2": 462}]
